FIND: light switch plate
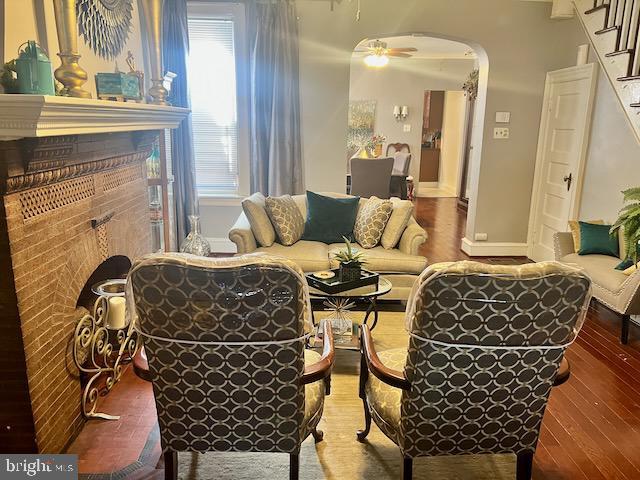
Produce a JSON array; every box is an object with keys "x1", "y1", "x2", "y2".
[
  {"x1": 495, "y1": 111, "x2": 511, "y2": 123},
  {"x1": 494, "y1": 127, "x2": 509, "y2": 139},
  {"x1": 403, "y1": 124, "x2": 411, "y2": 132}
]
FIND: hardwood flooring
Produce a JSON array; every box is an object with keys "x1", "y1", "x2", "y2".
[{"x1": 66, "y1": 197, "x2": 640, "y2": 479}]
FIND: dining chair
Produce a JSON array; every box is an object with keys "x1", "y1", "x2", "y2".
[
  {"x1": 350, "y1": 157, "x2": 394, "y2": 199},
  {"x1": 128, "y1": 252, "x2": 335, "y2": 480},
  {"x1": 356, "y1": 261, "x2": 591, "y2": 480}
]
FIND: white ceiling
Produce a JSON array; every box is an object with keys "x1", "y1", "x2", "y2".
[{"x1": 354, "y1": 35, "x2": 477, "y2": 59}]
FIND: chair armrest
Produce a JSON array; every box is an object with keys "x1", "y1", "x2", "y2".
[
  {"x1": 302, "y1": 320, "x2": 335, "y2": 386},
  {"x1": 398, "y1": 218, "x2": 427, "y2": 256},
  {"x1": 228, "y1": 212, "x2": 258, "y2": 254},
  {"x1": 553, "y1": 232, "x2": 575, "y2": 260},
  {"x1": 360, "y1": 324, "x2": 410, "y2": 390}
]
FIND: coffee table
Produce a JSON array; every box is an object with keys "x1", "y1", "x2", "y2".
[{"x1": 308, "y1": 277, "x2": 392, "y2": 350}]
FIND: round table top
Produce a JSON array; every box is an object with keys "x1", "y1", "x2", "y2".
[{"x1": 308, "y1": 277, "x2": 393, "y2": 299}]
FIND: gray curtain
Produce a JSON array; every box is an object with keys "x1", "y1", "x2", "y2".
[
  {"x1": 247, "y1": 0, "x2": 304, "y2": 196},
  {"x1": 163, "y1": 0, "x2": 199, "y2": 244}
]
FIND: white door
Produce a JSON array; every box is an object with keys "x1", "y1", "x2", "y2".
[{"x1": 528, "y1": 64, "x2": 597, "y2": 262}]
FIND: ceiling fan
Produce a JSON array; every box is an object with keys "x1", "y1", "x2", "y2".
[{"x1": 354, "y1": 40, "x2": 417, "y2": 67}]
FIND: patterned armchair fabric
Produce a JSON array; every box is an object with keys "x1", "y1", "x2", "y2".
[
  {"x1": 363, "y1": 261, "x2": 591, "y2": 462},
  {"x1": 128, "y1": 253, "x2": 324, "y2": 456}
]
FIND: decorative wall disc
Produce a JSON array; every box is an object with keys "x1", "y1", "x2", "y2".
[{"x1": 77, "y1": 0, "x2": 133, "y2": 60}]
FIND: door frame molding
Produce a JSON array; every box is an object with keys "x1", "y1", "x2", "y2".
[{"x1": 526, "y1": 63, "x2": 598, "y2": 260}]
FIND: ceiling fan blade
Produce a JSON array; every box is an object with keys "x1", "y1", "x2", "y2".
[
  {"x1": 388, "y1": 52, "x2": 413, "y2": 58},
  {"x1": 387, "y1": 47, "x2": 418, "y2": 53}
]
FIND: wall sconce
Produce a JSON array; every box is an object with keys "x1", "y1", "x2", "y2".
[{"x1": 393, "y1": 105, "x2": 408, "y2": 121}]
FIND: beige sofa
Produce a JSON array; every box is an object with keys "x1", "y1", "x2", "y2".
[
  {"x1": 554, "y1": 232, "x2": 640, "y2": 343},
  {"x1": 229, "y1": 193, "x2": 428, "y2": 300}
]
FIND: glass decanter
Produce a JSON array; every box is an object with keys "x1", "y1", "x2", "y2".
[{"x1": 180, "y1": 215, "x2": 211, "y2": 256}]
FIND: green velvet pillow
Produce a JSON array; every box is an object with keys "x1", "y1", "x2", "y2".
[
  {"x1": 578, "y1": 221, "x2": 619, "y2": 257},
  {"x1": 301, "y1": 191, "x2": 360, "y2": 244}
]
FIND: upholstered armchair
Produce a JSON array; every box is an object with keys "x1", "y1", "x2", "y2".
[
  {"x1": 128, "y1": 253, "x2": 335, "y2": 480},
  {"x1": 356, "y1": 261, "x2": 591, "y2": 480}
]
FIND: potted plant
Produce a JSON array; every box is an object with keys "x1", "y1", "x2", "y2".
[
  {"x1": 333, "y1": 237, "x2": 366, "y2": 282},
  {"x1": 611, "y1": 187, "x2": 640, "y2": 263}
]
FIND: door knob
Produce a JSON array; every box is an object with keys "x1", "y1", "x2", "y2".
[{"x1": 563, "y1": 173, "x2": 572, "y2": 191}]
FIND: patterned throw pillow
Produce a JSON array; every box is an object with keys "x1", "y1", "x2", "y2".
[
  {"x1": 265, "y1": 195, "x2": 305, "y2": 246},
  {"x1": 242, "y1": 193, "x2": 276, "y2": 247},
  {"x1": 354, "y1": 197, "x2": 393, "y2": 248}
]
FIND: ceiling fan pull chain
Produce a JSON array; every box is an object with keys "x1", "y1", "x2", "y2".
[{"x1": 356, "y1": 0, "x2": 361, "y2": 21}]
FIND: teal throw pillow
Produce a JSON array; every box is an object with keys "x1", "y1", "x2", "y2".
[
  {"x1": 302, "y1": 191, "x2": 360, "y2": 244},
  {"x1": 578, "y1": 221, "x2": 619, "y2": 257},
  {"x1": 616, "y1": 258, "x2": 635, "y2": 270}
]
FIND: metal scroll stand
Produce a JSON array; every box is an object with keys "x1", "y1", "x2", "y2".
[{"x1": 72, "y1": 279, "x2": 141, "y2": 420}]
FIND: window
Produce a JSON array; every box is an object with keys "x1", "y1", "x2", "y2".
[{"x1": 187, "y1": 3, "x2": 249, "y2": 197}]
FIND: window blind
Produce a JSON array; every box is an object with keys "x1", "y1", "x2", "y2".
[{"x1": 187, "y1": 17, "x2": 239, "y2": 195}]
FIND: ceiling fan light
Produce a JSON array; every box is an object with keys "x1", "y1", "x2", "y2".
[{"x1": 364, "y1": 54, "x2": 389, "y2": 68}]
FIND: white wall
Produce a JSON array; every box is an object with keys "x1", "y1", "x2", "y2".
[
  {"x1": 440, "y1": 90, "x2": 467, "y2": 196},
  {"x1": 348, "y1": 57, "x2": 475, "y2": 182},
  {"x1": 2, "y1": 0, "x2": 147, "y2": 98},
  {"x1": 578, "y1": 57, "x2": 640, "y2": 222}
]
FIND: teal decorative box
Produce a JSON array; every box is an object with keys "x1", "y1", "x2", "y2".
[{"x1": 95, "y1": 72, "x2": 142, "y2": 101}]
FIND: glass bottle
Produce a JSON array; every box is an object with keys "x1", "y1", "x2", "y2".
[{"x1": 180, "y1": 215, "x2": 211, "y2": 256}]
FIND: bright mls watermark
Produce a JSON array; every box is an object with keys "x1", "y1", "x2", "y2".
[{"x1": 1, "y1": 455, "x2": 77, "y2": 479}]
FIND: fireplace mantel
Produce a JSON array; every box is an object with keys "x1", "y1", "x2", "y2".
[{"x1": 0, "y1": 94, "x2": 189, "y2": 140}]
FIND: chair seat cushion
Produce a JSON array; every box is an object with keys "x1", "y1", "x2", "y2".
[
  {"x1": 562, "y1": 253, "x2": 626, "y2": 292},
  {"x1": 364, "y1": 347, "x2": 406, "y2": 441},
  {"x1": 329, "y1": 244, "x2": 427, "y2": 274},
  {"x1": 303, "y1": 349, "x2": 325, "y2": 433},
  {"x1": 257, "y1": 241, "x2": 330, "y2": 272}
]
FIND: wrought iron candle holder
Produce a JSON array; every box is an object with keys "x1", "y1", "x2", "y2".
[{"x1": 73, "y1": 280, "x2": 140, "y2": 420}]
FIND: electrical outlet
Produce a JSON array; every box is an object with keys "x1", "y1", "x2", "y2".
[
  {"x1": 474, "y1": 233, "x2": 488, "y2": 241},
  {"x1": 493, "y1": 127, "x2": 509, "y2": 139},
  {"x1": 403, "y1": 124, "x2": 411, "y2": 132}
]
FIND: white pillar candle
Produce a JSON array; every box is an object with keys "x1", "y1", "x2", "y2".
[{"x1": 106, "y1": 296, "x2": 127, "y2": 330}]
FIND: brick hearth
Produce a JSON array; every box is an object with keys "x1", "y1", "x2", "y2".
[{"x1": 0, "y1": 132, "x2": 154, "y2": 453}]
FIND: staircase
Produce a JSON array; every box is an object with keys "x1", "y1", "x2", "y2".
[{"x1": 575, "y1": 0, "x2": 640, "y2": 141}]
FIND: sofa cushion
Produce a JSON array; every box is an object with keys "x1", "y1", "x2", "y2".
[
  {"x1": 562, "y1": 253, "x2": 626, "y2": 292},
  {"x1": 242, "y1": 193, "x2": 276, "y2": 247},
  {"x1": 302, "y1": 191, "x2": 359, "y2": 244},
  {"x1": 381, "y1": 198, "x2": 413, "y2": 249},
  {"x1": 329, "y1": 243, "x2": 427, "y2": 274},
  {"x1": 257, "y1": 240, "x2": 330, "y2": 272},
  {"x1": 568, "y1": 219, "x2": 603, "y2": 252},
  {"x1": 354, "y1": 197, "x2": 393, "y2": 248},
  {"x1": 265, "y1": 195, "x2": 305, "y2": 246},
  {"x1": 578, "y1": 221, "x2": 619, "y2": 257}
]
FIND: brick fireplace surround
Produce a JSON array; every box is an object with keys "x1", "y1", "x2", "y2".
[{"x1": 0, "y1": 131, "x2": 157, "y2": 453}]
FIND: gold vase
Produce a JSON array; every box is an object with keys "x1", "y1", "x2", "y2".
[
  {"x1": 140, "y1": 0, "x2": 169, "y2": 105},
  {"x1": 52, "y1": 0, "x2": 91, "y2": 98}
]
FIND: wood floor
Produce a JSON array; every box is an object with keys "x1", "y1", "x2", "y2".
[{"x1": 66, "y1": 197, "x2": 640, "y2": 479}]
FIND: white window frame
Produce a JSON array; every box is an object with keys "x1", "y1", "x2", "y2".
[{"x1": 187, "y1": 1, "x2": 250, "y2": 203}]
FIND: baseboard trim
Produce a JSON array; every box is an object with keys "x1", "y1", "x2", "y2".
[
  {"x1": 461, "y1": 237, "x2": 528, "y2": 257},
  {"x1": 207, "y1": 237, "x2": 237, "y2": 253}
]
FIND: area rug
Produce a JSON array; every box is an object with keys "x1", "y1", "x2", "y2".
[{"x1": 176, "y1": 311, "x2": 517, "y2": 479}]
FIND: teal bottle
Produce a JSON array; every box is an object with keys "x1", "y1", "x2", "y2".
[{"x1": 16, "y1": 41, "x2": 55, "y2": 95}]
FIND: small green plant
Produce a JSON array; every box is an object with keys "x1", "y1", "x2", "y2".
[
  {"x1": 611, "y1": 187, "x2": 640, "y2": 262},
  {"x1": 0, "y1": 60, "x2": 19, "y2": 93},
  {"x1": 332, "y1": 236, "x2": 366, "y2": 266}
]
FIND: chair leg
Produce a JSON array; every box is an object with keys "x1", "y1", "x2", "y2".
[
  {"x1": 164, "y1": 450, "x2": 178, "y2": 480},
  {"x1": 289, "y1": 453, "x2": 299, "y2": 480},
  {"x1": 403, "y1": 456, "x2": 413, "y2": 480},
  {"x1": 516, "y1": 451, "x2": 534, "y2": 480},
  {"x1": 311, "y1": 427, "x2": 324, "y2": 443},
  {"x1": 622, "y1": 314, "x2": 631, "y2": 344},
  {"x1": 356, "y1": 397, "x2": 372, "y2": 441}
]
